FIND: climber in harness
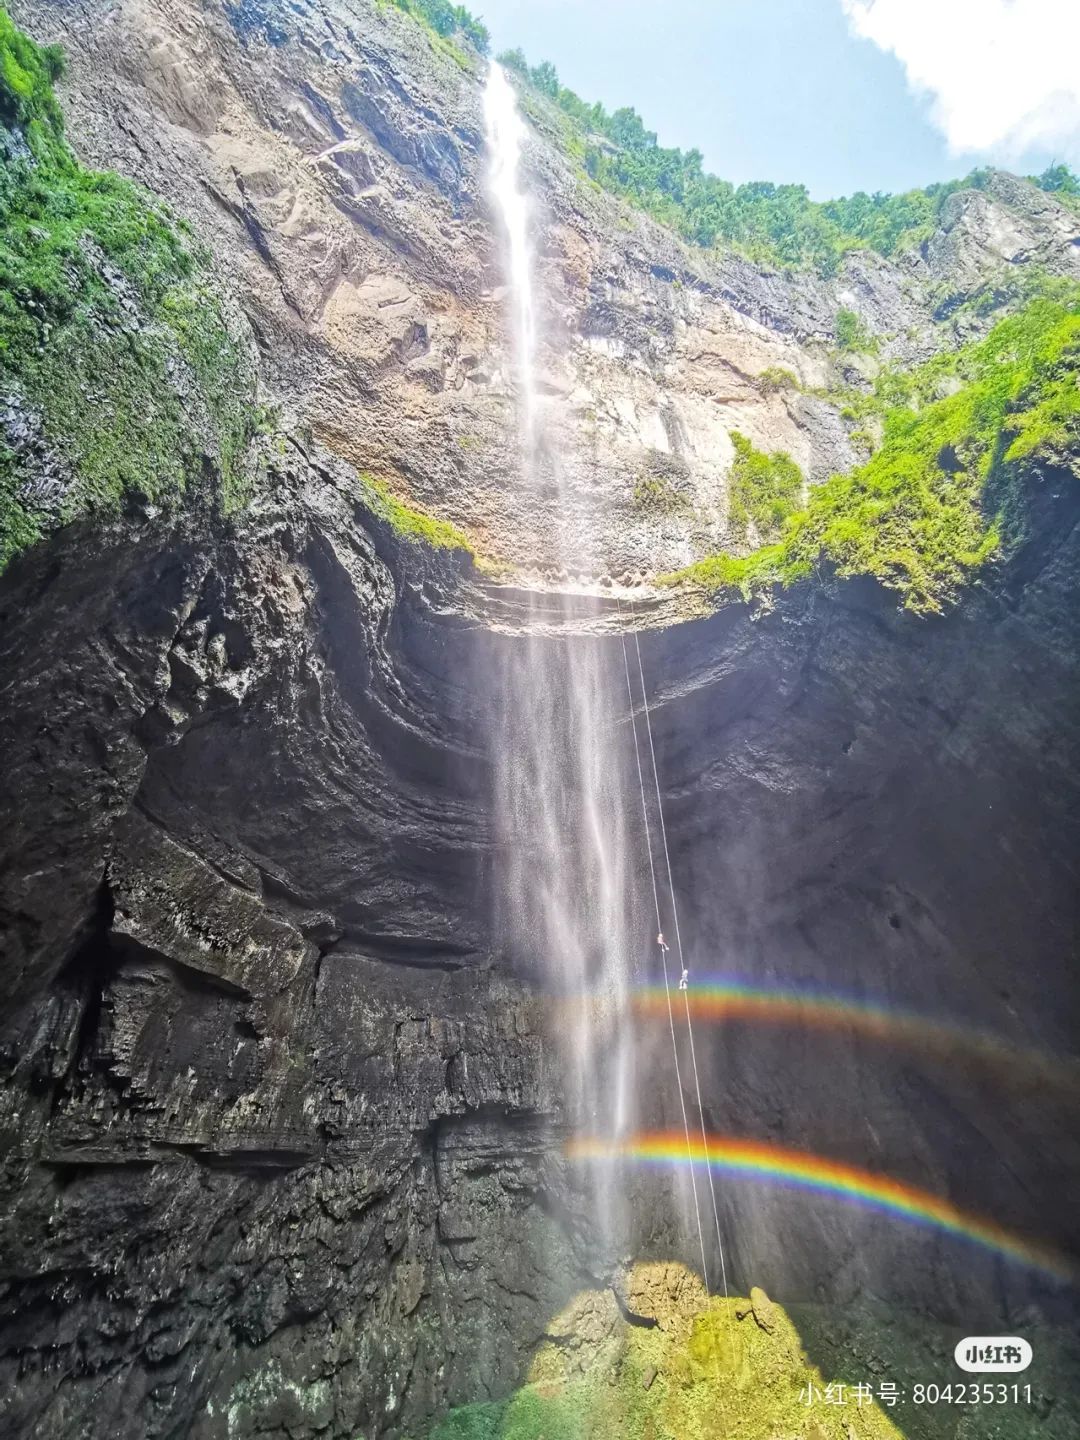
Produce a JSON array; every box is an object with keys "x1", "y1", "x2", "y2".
[
  {"x1": 658, "y1": 931, "x2": 689, "y2": 990},
  {"x1": 657, "y1": 932, "x2": 689, "y2": 990}
]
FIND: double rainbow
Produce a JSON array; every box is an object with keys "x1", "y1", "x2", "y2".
[{"x1": 566, "y1": 1132, "x2": 1076, "y2": 1282}]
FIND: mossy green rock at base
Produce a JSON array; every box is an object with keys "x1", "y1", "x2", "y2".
[
  {"x1": 424, "y1": 1264, "x2": 1080, "y2": 1440},
  {"x1": 0, "y1": 6, "x2": 257, "y2": 573},
  {"x1": 422, "y1": 1263, "x2": 905, "y2": 1440}
]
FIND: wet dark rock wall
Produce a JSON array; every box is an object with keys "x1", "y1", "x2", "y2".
[
  {"x1": 634, "y1": 467, "x2": 1080, "y2": 1319},
  {"x1": 0, "y1": 468, "x2": 596, "y2": 1439},
  {"x1": 2, "y1": 456, "x2": 1077, "y2": 1439}
]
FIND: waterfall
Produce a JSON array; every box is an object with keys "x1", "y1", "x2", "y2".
[
  {"x1": 482, "y1": 65, "x2": 537, "y2": 455},
  {"x1": 484, "y1": 64, "x2": 641, "y2": 1252}
]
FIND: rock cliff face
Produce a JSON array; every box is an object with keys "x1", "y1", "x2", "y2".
[
  {"x1": 2, "y1": 2, "x2": 1080, "y2": 1438},
  {"x1": 15, "y1": 0, "x2": 1080, "y2": 575}
]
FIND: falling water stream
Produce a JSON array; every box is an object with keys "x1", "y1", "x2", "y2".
[{"x1": 484, "y1": 65, "x2": 642, "y2": 1253}]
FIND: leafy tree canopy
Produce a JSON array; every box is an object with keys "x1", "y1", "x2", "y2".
[{"x1": 498, "y1": 48, "x2": 1080, "y2": 274}]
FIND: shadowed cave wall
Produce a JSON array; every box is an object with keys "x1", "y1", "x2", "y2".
[{"x1": 0, "y1": 456, "x2": 1078, "y2": 1439}]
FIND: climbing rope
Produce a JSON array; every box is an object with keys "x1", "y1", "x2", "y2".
[
  {"x1": 618, "y1": 623, "x2": 712, "y2": 1297},
  {"x1": 632, "y1": 632, "x2": 732, "y2": 1310}
]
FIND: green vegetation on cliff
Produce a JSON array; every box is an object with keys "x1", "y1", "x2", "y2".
[
  {"x1": 498, "y1": 48, "x2": 1079, "y2": 275},
  {"x1": 835, "y1": 306, "x2": 878, "y2": 354},
  {"x1": 667, "y1": 294, "x2": 1080, "y2": 613},
  {"x1": 360, "y1": 470, "x2": 473, "y2": 552},
  {"x1": 632, "y1": 470, "x2": 688, "y2": 517},
  {"x1": 0, "y1": 8, "x2": 257, "y2": 572},
  {"x1": 383, "y1": 0, "x2": 489, "y2": 57},
  {"x1": 727, "y1": 432, "x2": 804, "y2": 543}
]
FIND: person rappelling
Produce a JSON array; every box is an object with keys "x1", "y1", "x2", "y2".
[{"x1": 658, "y1": 930, "x2": 688, "y2": 988}]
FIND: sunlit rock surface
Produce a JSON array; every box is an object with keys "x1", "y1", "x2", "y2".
[{"x1": 15, "y1": 0, "x2": 1080, "y2": 576}]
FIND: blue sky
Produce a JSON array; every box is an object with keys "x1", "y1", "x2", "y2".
[{"x1": 473, "y1": 0, "x2": 1079, "y2": 201}]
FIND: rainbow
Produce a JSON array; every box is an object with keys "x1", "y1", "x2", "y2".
[
  {"x1": 626, "y1": 976, "x2": 1080, "y2": 1092},
  {"x1": 566, "y1": 1132, "x2": 1076, "y2": 1282}
]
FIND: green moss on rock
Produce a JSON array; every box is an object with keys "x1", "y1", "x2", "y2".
[
  {"x1": 360, "y1": 471, "x2": 473, "y2": 552},
  {"x1": 835, "y1": 306, "x2": 878, "y2": 355},
  {"x1": 632, "y1": 472, "x2": 688, "y2": 517},
  {"x1": 422, "y1": 1264, "x2": 904, "y2": 1440},
  {"x1": 0, "y1": 8, "x2": 64, "y2": 143},
  {"x1": 757, "y1": 365, "x2": 802, "y2": 394},
  {"x1": 727, "y1": 431, "x2": 804, "y2": 543},
  {"x1": 0, "y1": 7, "x2": 258, "y2": 573}
]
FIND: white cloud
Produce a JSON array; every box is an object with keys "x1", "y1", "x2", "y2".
[{"x1": 840, "y1": 0, "x2": 1080, "y2": 163}]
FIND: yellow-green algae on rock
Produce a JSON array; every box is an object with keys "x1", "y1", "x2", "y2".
[{"x1": 424, "y1": 1262, "x2": 904, "y2": 1439}]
